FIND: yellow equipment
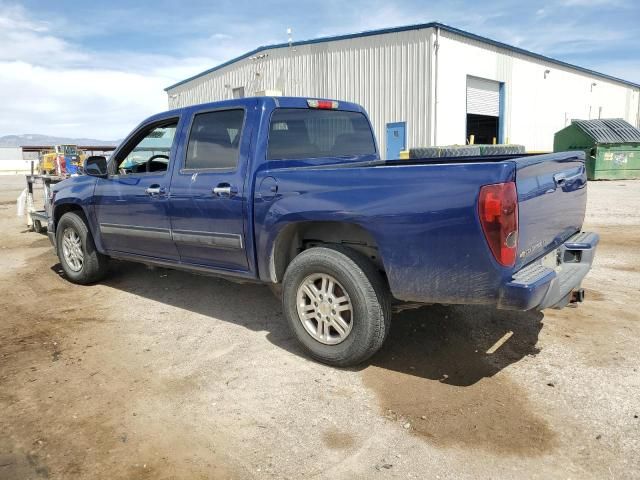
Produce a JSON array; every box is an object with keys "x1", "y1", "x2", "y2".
[{"x1": 38, "y1": 145, "x2": 85, "y2": 175}]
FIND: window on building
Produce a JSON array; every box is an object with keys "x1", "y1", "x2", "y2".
[
  {"x1": 184, "y1": 109, "x2": 245, "y2": 170},
  {"x1": 232, "y1": 87, "x2": 245, "y2": 99},
  {"x1": 267, "y1": 109, "x2": 377, "y2": 160}
]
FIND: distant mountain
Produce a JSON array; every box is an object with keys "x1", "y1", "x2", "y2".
[{"x1": 0, "y1": 134, "x2": 120, "y2": 147}]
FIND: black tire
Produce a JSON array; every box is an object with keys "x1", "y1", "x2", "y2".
[
  {"x1": 56, "y1": 211, "x2": 109, "y2": 284},
  {"x1": 282, "y1": 245, "x2": 391, "y2": 367}
]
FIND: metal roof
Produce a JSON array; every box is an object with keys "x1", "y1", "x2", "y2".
[
  {"x1": 20, "y1": 145, "x2": 117, "y2": 152},
  {"x1": 573, "y1": 118, "x2": 640, "y2": 144},
  {"x1": 165, "y1": 21, "x2": 640, "y2": 91}
]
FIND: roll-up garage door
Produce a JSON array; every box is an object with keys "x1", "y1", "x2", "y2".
[{"x1": 467, "y1": 77, "x2": 500, "y2": 117}]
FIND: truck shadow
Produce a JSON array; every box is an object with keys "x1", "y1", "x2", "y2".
[
  {"x1": 367, "y1": 303, "x2": 543, "y2": 386},
  {"x1": 52, "y1": 260, "x2": 543, "y2": 387},
  {"x1": 361, "y1": 305, "x2": 551, "y2": 456}
]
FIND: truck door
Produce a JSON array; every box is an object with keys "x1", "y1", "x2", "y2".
[
  {"x1": 93, "y1": 116, "x2": 181, "y2": 260},
  {"x1": 168, "y1": 105, "x2": 253, "y2": 272}
]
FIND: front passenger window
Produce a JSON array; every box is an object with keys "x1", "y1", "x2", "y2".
[{"x1": 117, "y1": 122, "x2": 178, "y2": 175}]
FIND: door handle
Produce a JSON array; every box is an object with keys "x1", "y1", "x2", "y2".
[
  {"x1": 212, "y1": 186, "x2": 231, "y2": 195},
  {"x1": 145, "y1": 184, "x2": 165, "y2": 196},
  {"x1": 212, "y1": 184, "x2": 238, "y2": 197}
]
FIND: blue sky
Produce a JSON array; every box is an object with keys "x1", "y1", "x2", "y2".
[{"x1": 1, "y1": 0, "x2": 638, "y2": 139}]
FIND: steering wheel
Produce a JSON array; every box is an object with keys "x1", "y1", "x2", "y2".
[{"x1": 145, "y1": 154, "x2": 169, "y2": 172}]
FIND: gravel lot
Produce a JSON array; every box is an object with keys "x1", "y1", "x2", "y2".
[{"x1": 0, "y1": 174, "x2": 638, "y2": 479}]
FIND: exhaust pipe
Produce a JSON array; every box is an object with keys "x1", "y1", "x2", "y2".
[{"x1": 570, "y1": 288, "x2": 585, "y2": 304}]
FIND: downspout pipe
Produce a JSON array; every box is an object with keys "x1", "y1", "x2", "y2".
[
  {"x1": 434, "y1": 26, "x2": 439, "y2": 147},
  {"x1": 637, "y1": 87, "x2": 640, "y2": 128},
  {"x1": 428, "y1": 27, "x2": 440, "y2": 146}
]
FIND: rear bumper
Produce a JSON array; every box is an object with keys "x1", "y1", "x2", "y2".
[{"x1": 498, "y1": 231, "x2": 599, "y2": 311}]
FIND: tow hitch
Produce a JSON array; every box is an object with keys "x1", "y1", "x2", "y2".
[{"x1": 570, "y1": 288, "x2": 585, "y2": 304}]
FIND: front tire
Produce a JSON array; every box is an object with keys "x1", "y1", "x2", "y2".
[
  {"x1": 56, "y1": 212, "x2": 109, "y2": 284},
  {"x1": 282, "y1": 246, "x2": 391, "y2": 367}
]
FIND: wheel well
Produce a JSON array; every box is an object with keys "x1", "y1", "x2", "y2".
[
  {"x1": 53, "y1": 204, "x2": 84, "y2": 229},
  {"x1": 270, "y1": 222, "x2": 383, "y2": 283}
]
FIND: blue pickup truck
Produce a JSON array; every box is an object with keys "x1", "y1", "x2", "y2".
[{"x1": 49, "y1": 96, "x2": 598, "y2": 366}]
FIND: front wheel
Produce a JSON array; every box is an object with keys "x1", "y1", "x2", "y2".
[
  {"x1": 282, "y1": 246, "x2": 391, "y2": 367},
  {"x1": 56, "y1": 211, "x2": 109, "y2": 284}
]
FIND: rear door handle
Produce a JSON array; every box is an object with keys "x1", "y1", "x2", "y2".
[{"x1": 212, "y1": 184, "x2": 238, "y2": 197}]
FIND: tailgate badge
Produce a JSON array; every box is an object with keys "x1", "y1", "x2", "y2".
[{"x1": 519, "y1": 240, "x2": 545, "y2": 259}]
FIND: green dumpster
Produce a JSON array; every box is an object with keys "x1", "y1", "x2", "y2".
[{"x1": 554, "y1": 118, "x2": 640, "y2": 180}]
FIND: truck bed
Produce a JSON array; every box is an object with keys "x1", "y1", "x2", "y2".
[
  {"x1": 302, "y1": 153, "x2": 543, "y2": 170},
  {"x1": 385, "y1": 153, "x2": 542, "y2": 165},
  {"x1": 255, "y1": 150, "x2": 588, "y2": 308}
]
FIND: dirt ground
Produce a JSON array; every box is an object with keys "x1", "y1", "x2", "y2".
[{"x1": 0, "y1": 174, "x2": 638, "y2": 479}]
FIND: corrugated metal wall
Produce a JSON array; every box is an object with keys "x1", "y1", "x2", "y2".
[
  {"x1": 167, "y1": 26, "x2": 640, "y2": 154},
  {"x1": 167, "y1": 29, "x2": 434, "y2": 157}
]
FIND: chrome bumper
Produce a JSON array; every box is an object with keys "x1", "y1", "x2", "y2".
[{"x1": 498, "y1": 231, "x2": 599, "y2": 311}]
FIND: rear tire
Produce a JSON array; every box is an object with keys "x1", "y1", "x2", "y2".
[
  {"x1": 282, "y1": 245, "x2": 391, "y2": 367},
  {"x1": 56, "y1": 211, "x2": 109, "y2": 284}
]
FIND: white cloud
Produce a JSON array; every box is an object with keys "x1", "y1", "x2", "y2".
[
  {"x1": 561, "y1": 0, "x2": 626, "y2": 6},
  {"x1": 0, "y1": 5, "x2": 88, "y2": 65},
  {"x1": 315, "y1": 2, "x2": 504, "y2": 38},
  {"x1": 0, "y1": 5, "x2": 226, "y2": 139},
  {"x1": 0, "y1": 0, "x2": 637, "y2": 139},
  {"x1": 0, "y1": 61, "x2": 168, "y2": 138},
  {"x1": 584, "y1": 59, "x2": 640, "y2": 86},
  {"x1": 0, "y1": 3, "x2": 47, "y2": 31}
]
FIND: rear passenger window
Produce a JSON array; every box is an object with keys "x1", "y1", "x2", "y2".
[
  {"x1": 267, "y1": 109, "x2": 377, "y2": 160},
  {"x1": 185, "y1": 109, "x2": 245, "y2": 169}
]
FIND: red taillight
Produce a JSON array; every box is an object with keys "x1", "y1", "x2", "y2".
[
  {"x1": 307, "y1": 99, "x2": 339, "y2": 109},
  {"x1": 478, "y1": 182, "x2": 518, "y2": 267}
]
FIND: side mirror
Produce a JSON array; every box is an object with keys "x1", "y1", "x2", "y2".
[{"x1": 84, "y1": 156, "x2": 108, "y2": 177}]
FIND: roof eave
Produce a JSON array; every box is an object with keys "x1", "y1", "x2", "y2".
[{"x1": 164, "y1": 21, "x2": 640, "y2": 92}]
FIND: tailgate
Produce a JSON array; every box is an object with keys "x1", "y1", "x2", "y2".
[{"x1": 514, "y1": 151, "x2": 587, "y2": 269}]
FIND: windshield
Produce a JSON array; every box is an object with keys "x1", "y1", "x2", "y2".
[{"x1": 61, "y1": 145, "x2": 78, "y2": 155}]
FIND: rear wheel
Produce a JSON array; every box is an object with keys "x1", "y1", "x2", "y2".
[
  {"x1": 282, "y1": 246, "x2": 391, "y2": 367},
  {"x1": 56, "y1": 212, "x2": 109, "y2": 284}
]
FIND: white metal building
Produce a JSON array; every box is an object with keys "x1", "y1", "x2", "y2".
[
  {"x1": 165, "y1": 22, "x2": 640, "y2": 158},
  {"x1": 0, "y1": 147, "x2": 32, "y2": 174}
]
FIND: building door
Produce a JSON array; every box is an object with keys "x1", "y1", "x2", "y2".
[
  {"x1": 386, "y1": 122, "x2": 406, "y2": 159},
  {"x1": 466, "y1": 76, "x2": 502, "y2": 144}
]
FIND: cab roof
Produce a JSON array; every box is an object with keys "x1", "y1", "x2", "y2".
[{"x1": 151, "y1": 96, "x2": 367, "y2": 122}]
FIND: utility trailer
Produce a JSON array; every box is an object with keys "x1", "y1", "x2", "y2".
[{"x1": 24, "y1": 174, "x2": 63, "y2": 233}]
